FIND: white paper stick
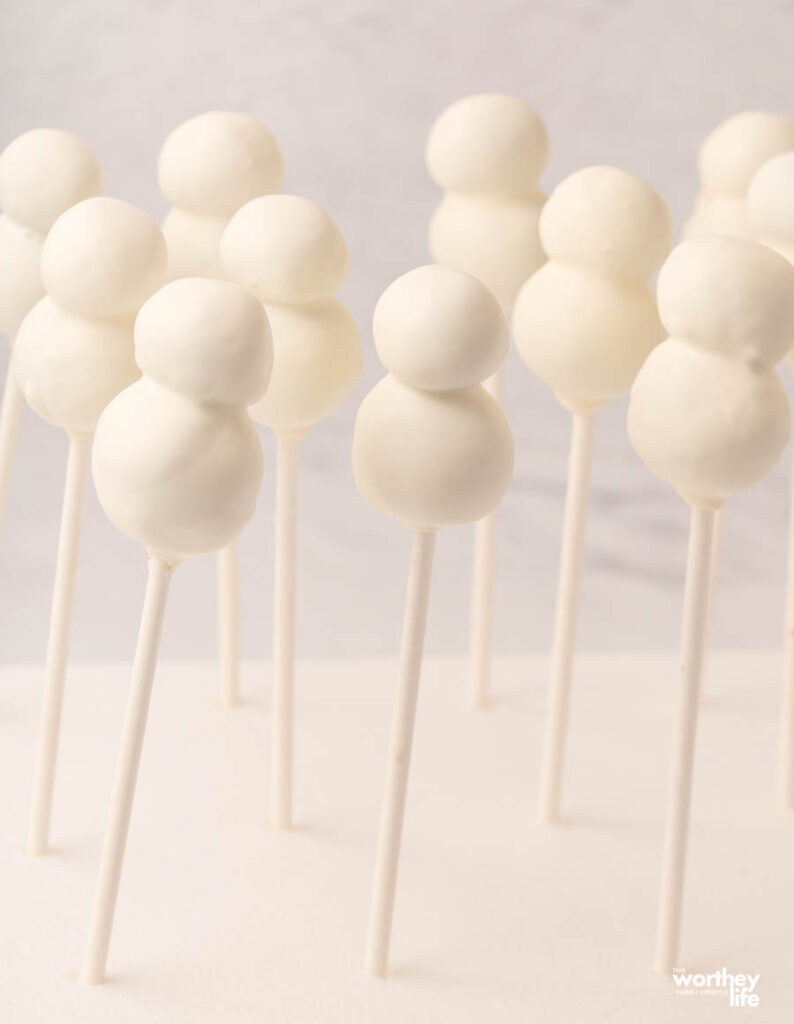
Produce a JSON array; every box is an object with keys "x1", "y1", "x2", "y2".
[
  {"x1": 537, "y1": 409, "x2": 596, "y2": 823},
  {"x1": 699, "y1": 509, "x2": 723, "y2": 706},
  {"x1": 365, "y1": 529, "x2": 436, "y2": 978},
  {"x1": 780, "y1": 456, "x2": 794, "y2": 810},
  {"x1": 27, "y1": 432, "x2": 91, "y2": 856},
  {"x1": 272, "y1": 432, "x2": 301, "y2": 829},
  {"x1": 654, "y1": 505, "x2": 715, "y2": 975},
  {"x1": 468, "y1": 365, "x2": 503, "y2": 709},
  {"x1": 81, "y1": 555, "x2": 173, "y2": 985},
  {"x1": 217, "y1": 542, "x2": 240, "y2": 707},
  {"x1": 0, "y1": 364, "x2": 23, "y2": 543}
]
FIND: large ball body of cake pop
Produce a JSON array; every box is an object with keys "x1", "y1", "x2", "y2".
[
  {"x1": 158, "y1": 111, "x2": 283, "y2": 219},
  {"x1": 746, "y1": 151, "x2": 794, "y2": 265},
  {"x1": 627, "y1": 237, "x2": 794, "y2": 509},
  {"x1": 683, "y1": 111, "x2": 794, "y2": 239},
  {"x1": 161, "y1": 208, "x2": 228, "y2": 280},
  {"x1": 42, "y1": 197, "x2": 167, "y2": 321},
  {"x1": 353, "y1": 376, "x2": 513, "y2": 530},
  {"x1": 426, "y1": 94, "x2": 548, "y2": 198},
  {"x1": 0, "y1": 128, "x2": 102, "y2": 236},
  {"x1": 92, "y1": 279, "x2": 270, "y2": 560},
  {"x1": 12, "y1": 298, "x2": 139, "y2": 434},
  {"x1": 0, "y1": 215, "x2": 47, "y2": 335},
  {"x1": 373, "y1": 265, "x2": 509, "y2": 391}
]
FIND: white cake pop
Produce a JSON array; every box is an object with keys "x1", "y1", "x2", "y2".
[
  {"x1": 83, "y1": 277, "x2": 271, "y2": 985},
  {"x1": 159, "y1": 111, "x2": 283, "y2": 280},
  {"x1": 427, "y1": 94, "x2": 548, "y2": 708},
  {"x1": 513, "y1": 165, "x2": 673, "y2": 825},
  {"x1": 426, "y1": 93, "x2": 547, "y2": 312},
  {"x1": 355, "y1": 264, "x2": 512, "y2": 978},
  {"x1": 627, "y1": 235, "x2": 794, "y2": 977},
  {"x1": 0, "y1": 129, "x2": 102, "y2": 544},
  {"x1": 682, "y1": 111, "x2": 794, "y2": 240},
  {"x1": 16, "y1": 196, "x2": 166, "y2": 860}
]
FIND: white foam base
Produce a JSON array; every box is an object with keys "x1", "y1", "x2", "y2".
[{"x1": 1, "y1": 652, "x2": 792, "y2": 1022}]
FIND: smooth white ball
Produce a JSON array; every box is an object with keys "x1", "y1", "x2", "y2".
[
  {"x1": 698, "y1": 110, "x2": 794, "y2": 198},
  {"x1": 426, "y1": 94, "x2": 548, "y2": 197},
  {"x1": 746, "y1": 151, "x2": 794, "y2": 264},
  {"x1": 373, "y1": 265, "x2": 508, "y2": 391},
  {"x1": 221, "y1": 194, "x2": 349, "y2": 304},
  {"x1": 353, "y1": 375, "x2": 514, "y2": 530},
  {"x1": 539, "y1": 166, "x2": 673, "y2": 279},
  {"x1": 134, "y1": 278, "x2": 272, "y2": 406},
  {"x1": 0, "y1": 128, "x2": 102, "y2": 235},
  {"x1": 93, "y1": 378, "x2": 264, "y2": 561},
  {"x1": 12, "y1": 297, "x2": 139, "y2": 434},
  {"x1": 656, "y1": 236, "x2": 794, "y2": 367},
  {"x1": 42, "y1": 197, "x2": 167, "y2": 320},
  {"x1": 248, "y1": 298, "x2": 361, "y2": 433},
  {"x1": 158, "y1": 111, "x2": 283, "y2": 217}
]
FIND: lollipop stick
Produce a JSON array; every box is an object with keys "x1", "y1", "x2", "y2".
[
  {"x1": 365, "y1": 529, "x2": 436, "y2": 978},
  {"x1": 82, "y1": 555, "x2": 173, "y2": 985},
  {"x1": 698, "y1": 509, "x2": 723, "y2": 705},
  {"x1": 0, "y1": 365, "x2": 24, "y2": 543},
  {"x1": 27, "y1": 432, "x2": 91, "y2": 855},
  {"x1": 217, "y1": 542, "x2": 240, "y2": 707},
  {"x1": 272, "y1": 431, "x2": 301, "y2": 829},
  {"x1": 468, "y1": 366, "x2": 503, "y2": 709},
  {"x1": 779, "y1": 456, "x2": 794, "y2": 810},
  {"x1": 538, "y1": 409, "x2": 596, "y2": 823},
  {"x1": 654, "y1": 506, "x2": 715, "y2": 975}
]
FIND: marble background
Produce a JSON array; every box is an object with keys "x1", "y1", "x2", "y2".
[{"x1": 0, "y1": 0, "x2": 792, "y2": 663}]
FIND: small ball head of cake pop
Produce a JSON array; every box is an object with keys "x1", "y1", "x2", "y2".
[
  {"x1": 746, "y1": 151, "x2": 794, "y2": 264},
  {"x1": 353, "y1": 265, "x2": 514, "y2": 530},
  {"x1": 628, "y1": 236, "x2": 794, "y2": 509},
  {"x1": 158, "y1": 111, "x2": 283, "y2": 218}
]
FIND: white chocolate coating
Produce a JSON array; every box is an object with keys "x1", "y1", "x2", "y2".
[
  {"x1": 159, "y1": 111, "x2": 283, "y2": 281},
  {"x1": 92, "y1": 279, "x2": 271, "y2": 561},
  {"x1": 426, "y1": 94, "x2": 547, "y2": 311},
  {"x1": 627, "y1": 236, "x2": 794, "y2": 509},
  {"x1": 513, "y1": 165, "x2": 673, "y2": 412},
  {"x1": 747, "y1": 151, "x2": 794, "y2": 266},
  {"x1": 220, "y1": 194, "x2": 361, "y2": 434},
  {"x1": 13, "y1": 197, "x2": 166, "y2": 434},
  {"x1": 683, "y1": 111, "x2": 794, "y2": 239},
  {"x1": 353, "y1": 265, "x2": 514, "y2": 530},
  {"x1": 0, "y1": 128, "x2": 102, "y2": 335}
]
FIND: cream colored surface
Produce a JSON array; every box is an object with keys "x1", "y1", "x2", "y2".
[
  {"x1": 682, "y1": 111, "x2": 794, "y2": 240},
  {"x1": 747, "y1": 150, "x2": 794, "y2": 266},
  {"x1": 513, "y1": 165, "x2": 672, "y2": 412},
  {"x1": 627, "y1": 236, "x2": 794, "y2": 509},
  {"x1": 353, "y1": 265, "x2": 513, "y2": 530},
  {"x1": 92, "y1": 279, "x2": 270, "y2": 562}
]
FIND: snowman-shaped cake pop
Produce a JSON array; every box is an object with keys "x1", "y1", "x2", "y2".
[
  {"x1": 353, "y1": 264, "x2": 513, "y2": 977},
  {"x1": 746, "y1": 152, "x2": 794, "y2": 812},
  {"x1": 159, "y1": 110, "x2": 283, "y2": 280},
  {"x1": 14, "y1": 196, "x2": 166, "y2": 857},
  {"x1": 158, "y1": 110, "x2": 284, "y2": 706},
  {"x1": 426, "y1": 93, "x2": 548, "y2": 708},
  {"x1": 627, "y1": 235, "x2": 794, "y2": 975},
  {"x1": 0, "y1": 128, "x2": 102, "y2": 539},
  {"x1": 220, "y1": 193, "x2": 361, "y2": 829},
  {"x1": 512, "y1": 165, "x2": 673, "y2": 824},
  {"x1": 682, "y1": 110, "x2": 794, "y2": 239},
  {"x1": 83, "y1": 277, "x2": 271, "y2": 984}
]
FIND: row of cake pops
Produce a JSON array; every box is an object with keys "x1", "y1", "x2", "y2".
[{"x1": 2, "y1": 99, "x2": 794, "y2": 986}]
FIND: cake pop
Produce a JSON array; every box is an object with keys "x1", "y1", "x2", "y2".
[
  {"x1": 682, "y1": 110, "x2": 794, "y2": 240},
  {"x1": 426, "y1": 93, "x2": 547, "y2": 708},
  {"x1": 512, "y1": 165, "x2": 673, "y2": 823},
  {"x1": 82, "y1": 276, "x2": 271, "y2": 984},
  {"x1": 221, "y1": 193, "x2": 361, "y2": 829},
  {"x1": 14, "y1": 196, "x2": 166, "y2": 856},
  {"x1": 627, "y1": 235, "x2": 794, "y2": 974},
  {"x1": 745, "y1": 153, "x2": 794, "y2": 811},
  {"x1": 354, "y1": 264, "x2": 513, "y2": 977},
  {"x1": 0, "y1": 128, "x2": 102, "y2": 542},
  {"x1": 159, "y1": 110, "x2": 284, "y2": 707}
]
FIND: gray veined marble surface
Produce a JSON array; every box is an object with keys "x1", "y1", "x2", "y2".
[{"x1": 0, "y1": 0, "x2": 792, "y2": 662}]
